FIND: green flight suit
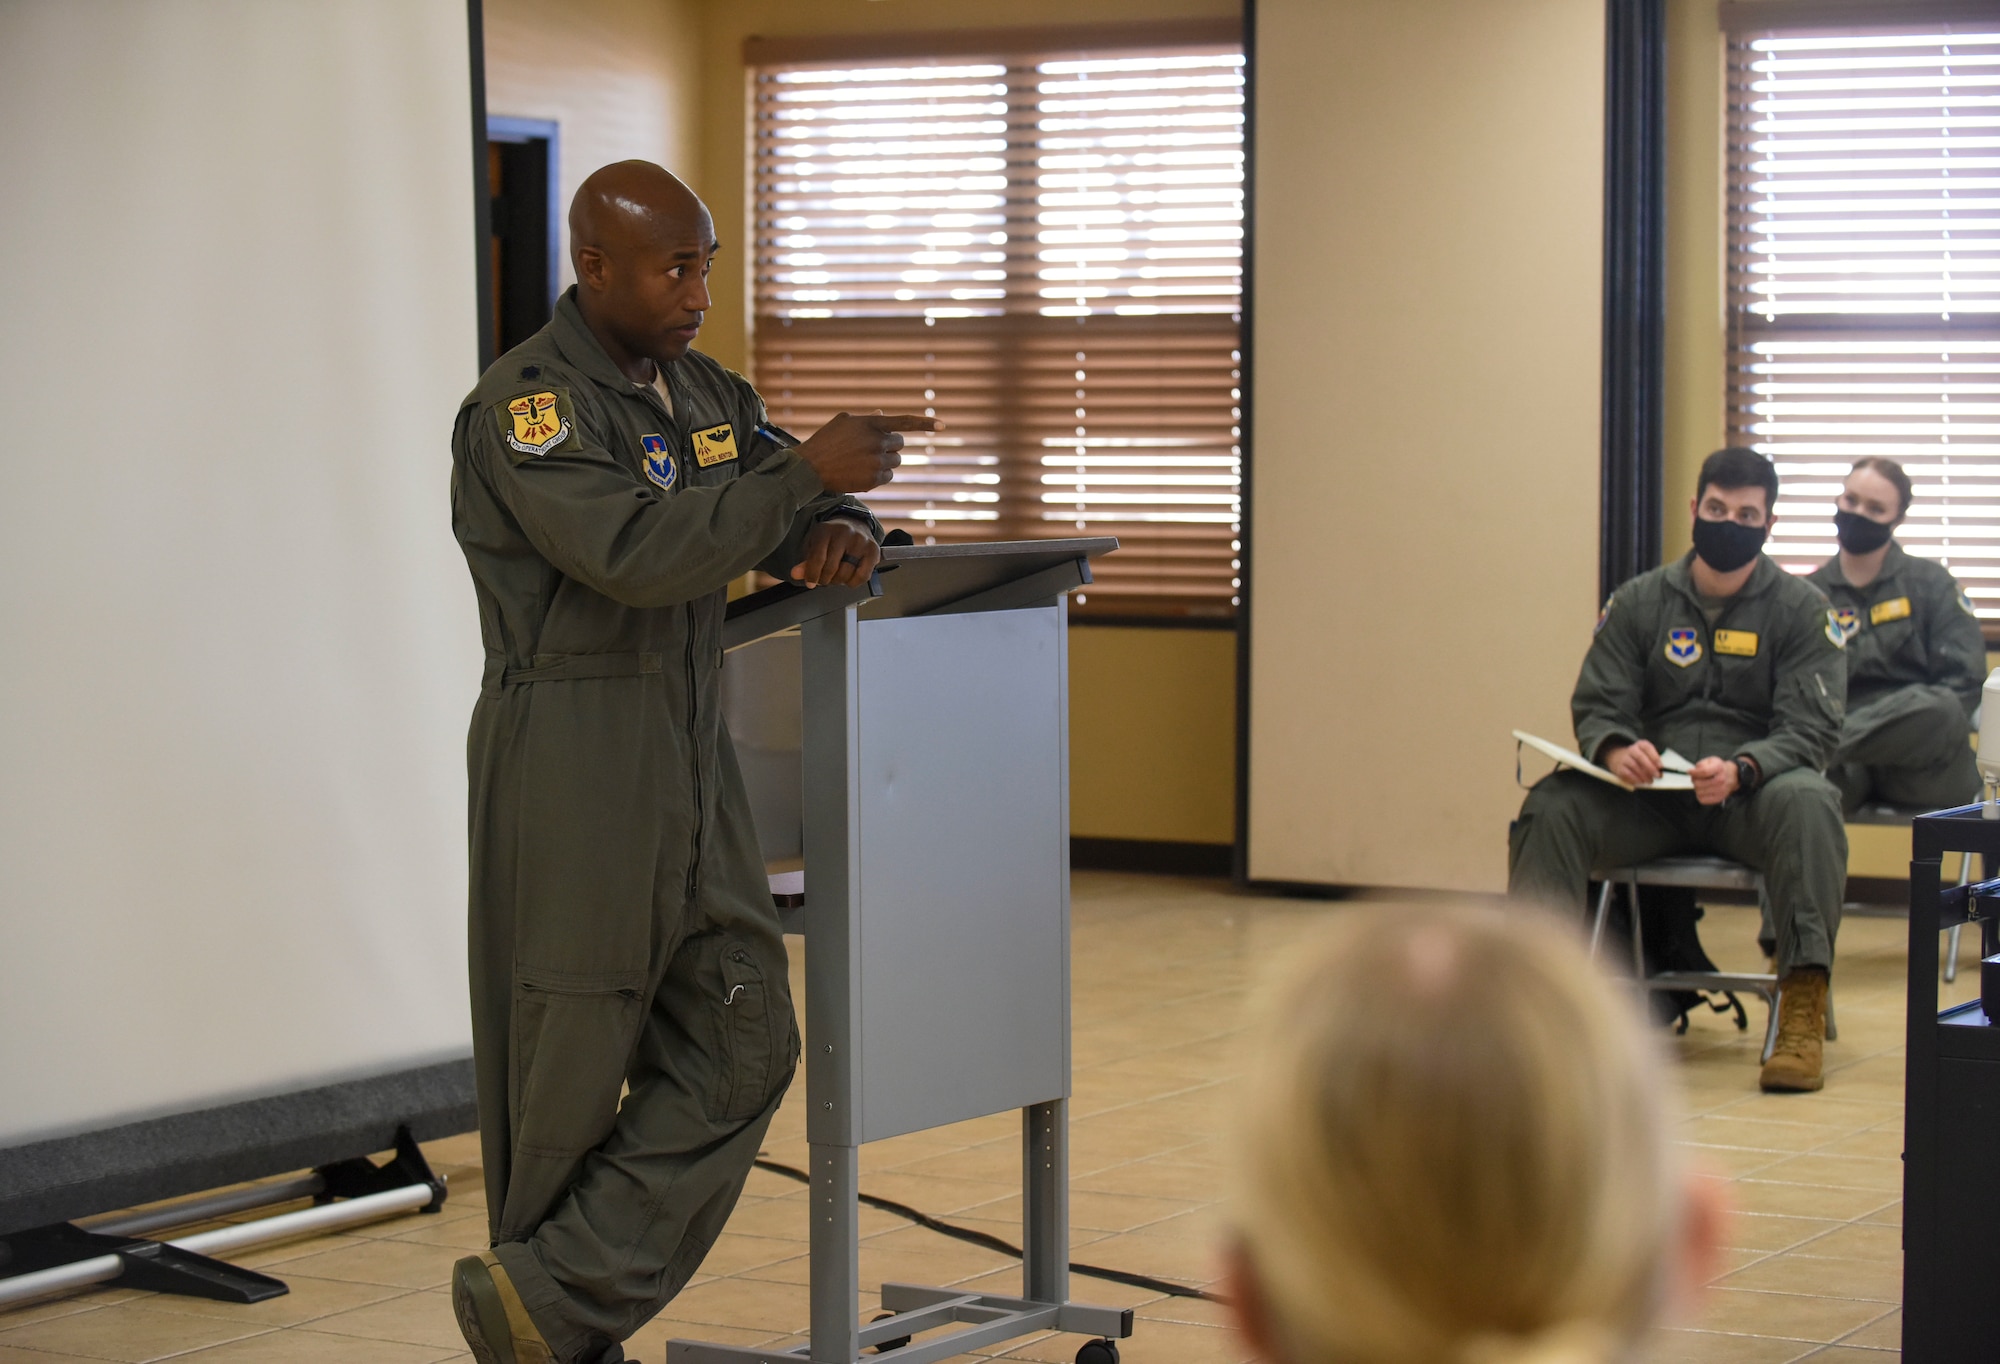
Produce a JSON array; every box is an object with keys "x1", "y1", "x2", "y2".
[
  {"x1": 1808, "y1": 542, "x2": 1985, "y2": 813},
  {"x1": 1508, "y1": 553, "x2": 1849, "y2": 975},
  {"x1": 450, "y1": 288, "x2": 878, "y2": 1362}
]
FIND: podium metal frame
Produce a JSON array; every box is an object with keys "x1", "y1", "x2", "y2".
[{"x1": 671, "y1": 540, "x2": 1130, "y2": 1364}]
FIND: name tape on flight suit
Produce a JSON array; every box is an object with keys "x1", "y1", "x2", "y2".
[
  {"x1": 1714, "y1": 629, "x2": 1759, "y2": 657},
  {"x1": 1869, "y1": 596, "x2": 1912, "y2": 625},
  {"x1": 499, "y1": 390, "x2": 572, "y2": 458},
  {"x1": 693, "y1": 423, "x2": 739, "y2": 468}
]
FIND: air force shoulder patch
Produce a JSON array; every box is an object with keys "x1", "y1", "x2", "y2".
[
  {"x1": 1665, "y1": 628, "x2": 1702, "y2": 668},
  {"x1": 498, "y1": 390, "x2": 572, "y2": 458}
]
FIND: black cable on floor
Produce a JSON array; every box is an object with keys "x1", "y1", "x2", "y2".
[{"x1": 751, "y1": 1158, "x2": 1221, "y2": 1304}]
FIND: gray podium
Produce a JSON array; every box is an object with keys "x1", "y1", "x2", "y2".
[{"x1": 670, "y1": 539, "x2": 1127, "y2": 1364}]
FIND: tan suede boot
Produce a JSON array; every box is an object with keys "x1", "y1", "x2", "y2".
[
  {"x1": 1760, "y1": 968, "x2": 1829, "y2": 1093},
  {"x1": 452, "y1": 1250, "x2": 556, "y2": 1364}
]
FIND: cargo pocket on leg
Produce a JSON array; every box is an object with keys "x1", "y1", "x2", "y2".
[
  {"x1": 709, "y1": 942, "x2": 777, "y2": 1124},
  {"x1": 511, "y1": 969, "x2": 645, "y2": 1159}
]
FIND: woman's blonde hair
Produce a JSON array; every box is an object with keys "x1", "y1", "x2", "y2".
[{"x1": 1229, "y1": 902, "x2": 1684, "y2": 1364}]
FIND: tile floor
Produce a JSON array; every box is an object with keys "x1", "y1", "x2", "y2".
[{"x1": 2, "y1": 872, "x2": 1980, "y2": 1363}]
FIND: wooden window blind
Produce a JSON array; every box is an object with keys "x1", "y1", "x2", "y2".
[
  {"x1": 1725, "y1": 21, "x2": 2000, "y2": 617},
  {"x1": 749, "y1": 38, "x2": 1244, "y2": 618}
]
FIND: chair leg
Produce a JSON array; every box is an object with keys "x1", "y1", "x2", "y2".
[
  {"x1": 1759, "y1": 985, "x2": 1783, "y2": 1064},
  {"x1": 1627, "y1": 878, "x2": 1646, "y2": 982},
  {"x1": 1589, "y1": 879, "x2": 1615, "y2": 958}
]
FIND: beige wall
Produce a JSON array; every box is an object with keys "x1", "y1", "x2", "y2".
[
  {"x1": 1662, "y1": 0, "x2": 1727, "y2": 560},
  {"x1": 1246, "y1": 0, "x2": 1606, "y2": 891},
  {"x1": 1070, "y1": 627, "x2": 1235, "y2": 844},
  {"x1": 483, "y1": 0, "x2": 700, "y2": 289}
]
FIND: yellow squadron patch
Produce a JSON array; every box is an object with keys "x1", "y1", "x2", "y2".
[
  {"x1": 1869, "y1": 596, "x2": 1912, "y2": 625},
  {"x1": 500, "y1": 390, "x2": 570, "y2": 457},
  {"x1": 692, "y1": 423, "x2": 739, "y2": 468},
  {"x1": 1714, "y1": 629, "x2": 1759, "y2": 657}
]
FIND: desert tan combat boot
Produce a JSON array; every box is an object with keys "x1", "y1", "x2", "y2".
[
  {"x1": 452, "y1": 1251, "x2": 556, "y2": 1364},
  {"x1": 1759, "y1": 968, "x2": 1829, "y2": 1093}
]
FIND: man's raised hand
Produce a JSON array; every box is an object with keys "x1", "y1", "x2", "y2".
[{"x1": 796, "y1": 411, "x2": 942, "y2": 494}]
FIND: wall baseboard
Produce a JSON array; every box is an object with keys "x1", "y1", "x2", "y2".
[
  {"x1": 1844, "y1": 876, "x2": 1909, "y2": 910},
  {"x1": 1071, "y1": 837, "x2": 1233, "y2": 877},
  {"x1": 0, "y1": 1057, "x2": 476, "y2": 1236}
]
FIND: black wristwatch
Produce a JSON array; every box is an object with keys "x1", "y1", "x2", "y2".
[{"x1": 1733, "y1": 755, "x2": 1760, "y2": 795}]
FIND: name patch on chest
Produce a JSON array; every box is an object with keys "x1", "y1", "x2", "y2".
[
  {"x1": 1870, "y1": 596, "x2": 1912, "y2": 625},
  {"x1": 1714, "y1": 629, "x2": 1759, "y2": 658},
  {"x1": 692, "y1": 423, "x2": 739, "y2": 468},
  {"x1": 1665, "y1": 628, "x2": 1702, "y2": 667}
]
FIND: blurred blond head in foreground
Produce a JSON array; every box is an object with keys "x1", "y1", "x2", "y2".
[{"x1": 1227, "y1": 901, "x2": 1722, "y2": 1364}]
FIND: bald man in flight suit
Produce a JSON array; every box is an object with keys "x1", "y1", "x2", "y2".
[{"x1": 447, "y1": 161, "x2": 936, "y2": 1364}]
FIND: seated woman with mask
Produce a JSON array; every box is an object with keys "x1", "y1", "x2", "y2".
[
  {"x1": 1225, "y1": 903, "x2": 1722, "y2": 1364},
  {"x1": 1809, "y1": 456, "x2": 1986, "y2": 814}
]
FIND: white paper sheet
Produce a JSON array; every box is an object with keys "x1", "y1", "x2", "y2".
[{"x1": 1513, "y1": 731, "x2": 1696, "y2": 791}]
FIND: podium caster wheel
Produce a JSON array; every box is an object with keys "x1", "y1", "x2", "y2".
[
  {"x1": 870, "y1": 1312, "x2": 911, "y2": 1353},
  {"x1": 1076, "y1": 1339, "x2": 1120, "y2": 1364}
]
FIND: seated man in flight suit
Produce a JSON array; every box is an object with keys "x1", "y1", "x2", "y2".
[
  {"x1": 1509, "y1": 448, "x2": 1849, "y2": 1092},
  {"x1": 1810, "y1": 455, "x2": 1985, "y2": 813},
  {"x1": 448, "y1": 160, "x2": 935, "y2": 1363}
]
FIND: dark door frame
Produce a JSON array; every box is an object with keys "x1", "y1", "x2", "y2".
[{"x1": 486, "y1": 115, "x2": 562, "y2": 359}]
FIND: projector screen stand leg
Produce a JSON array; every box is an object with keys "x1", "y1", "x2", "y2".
[
  {"x1": 314, "y1": 1124, "x2": 446, "y2": 1213},
  {"x1": 0, "y1": 1222, "x2": 288, "y2": 1303}
]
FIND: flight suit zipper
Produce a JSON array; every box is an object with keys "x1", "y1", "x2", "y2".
[
  {"x1": 636, "y1": 365, "x2": 706, "y2": 903},
  {"x1": 686, "y1": 600, "x2": 704, "y2": 901},
  {"x1": 661, "y1": 366, "x2": 706, "y2": 903}
]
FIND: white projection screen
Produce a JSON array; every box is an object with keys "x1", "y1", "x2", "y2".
[{"x1": 0, "y1": 0, "x2": 484, "y2": 1227}]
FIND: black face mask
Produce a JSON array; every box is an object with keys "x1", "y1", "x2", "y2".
[
  {"x1": 1834, "y1": 508, "x2": 1896, "y2": 555},
  {"x1": 1692, "y1": 517, "x2": 1767, "y2": 574}
]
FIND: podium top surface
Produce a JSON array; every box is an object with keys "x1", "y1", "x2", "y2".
[{"x1": 726, "y1": 537, "x2": 1116, "y2": 637}]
